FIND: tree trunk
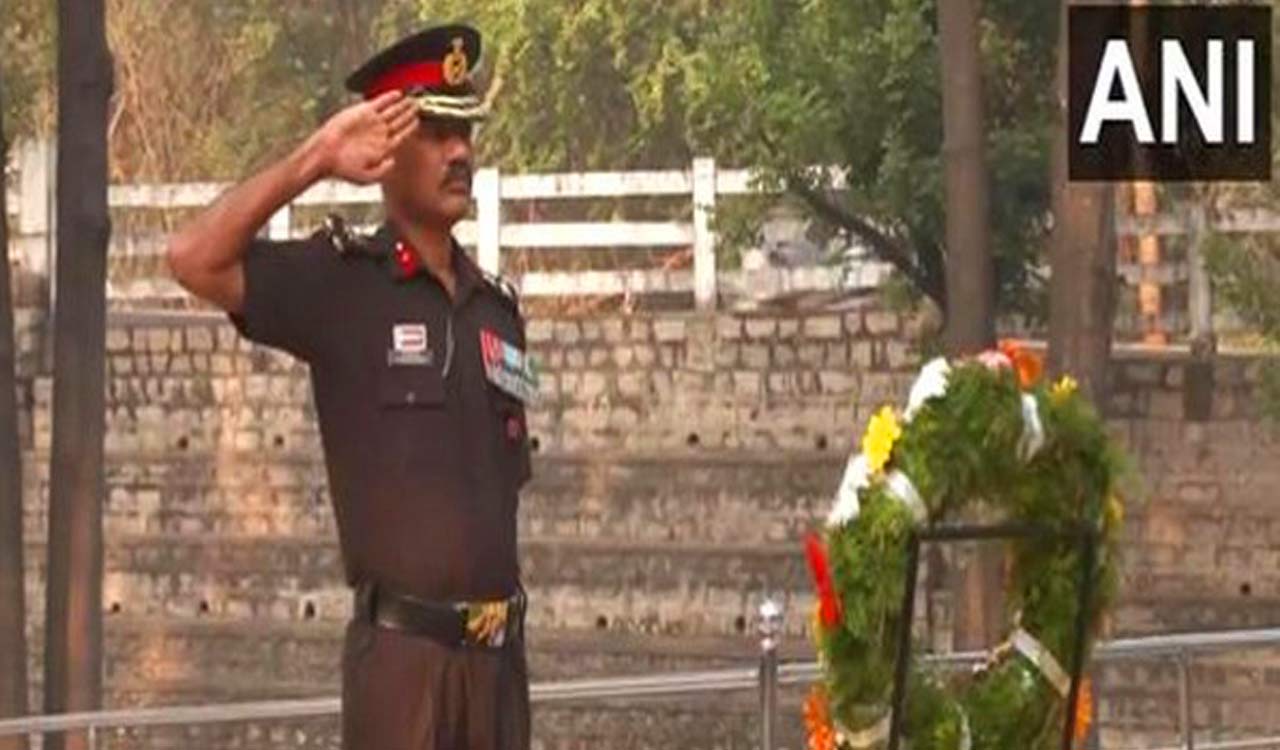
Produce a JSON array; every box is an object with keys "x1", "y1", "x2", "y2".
[
  {"x1": 0, "y1": 68, "x2": 32, "y2": 750},
  {"x1": 43, "y1": 2, "x2": 112, "y2": 748},
  {"x1": 938, "y1": 0, "x2": 1003, "y2": 652},
  {"x1": 939, "y1": 0, "x2": 995, "y2": 356},
  {"x1": 1048, "y1": 0, "x2": 1117, "y2": 405}
]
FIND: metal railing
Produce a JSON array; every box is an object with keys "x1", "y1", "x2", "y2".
[{"x1": 2, "y1": 604, "x2": 1279, "y2": 750}]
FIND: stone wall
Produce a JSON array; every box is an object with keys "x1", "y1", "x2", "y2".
[{"x1": 12, "y1": 304, "x2": 1280, "y2": 749}]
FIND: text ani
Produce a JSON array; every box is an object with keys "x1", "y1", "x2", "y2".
[{"x1": 1080, "y1": 38, "x2": 1259, "y2": 146}]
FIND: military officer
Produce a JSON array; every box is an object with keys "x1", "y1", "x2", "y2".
[{"x1": 166, "y1": 24, "x2": 537, "y2": 750}]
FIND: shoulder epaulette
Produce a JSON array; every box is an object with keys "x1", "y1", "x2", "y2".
[
  {"x1": 480, "y1": 269, "x2": 522, "y2": 316},
  {"x1": 317, "y1": 214, "x2": 381, "y2": 260}
]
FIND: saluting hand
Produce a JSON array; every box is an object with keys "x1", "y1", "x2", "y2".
[{"x1": 316, "y1": 91, "x2": 419, "y2": 184}]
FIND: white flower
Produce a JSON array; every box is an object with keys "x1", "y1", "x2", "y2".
[
  {"x1": 1018, "y1": 393, "x2": 1045, "y2": 461},
  {"x1": 904, "y1": 357, "x2": 951, "y2": 421},
  {"x1": 885, "y1": 469, "x2": 927, "y2": 523},
  {"x1": 828, "y1": 454, "x2": 870, "y2": 527}
]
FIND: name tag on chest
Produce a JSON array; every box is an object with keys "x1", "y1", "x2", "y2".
[
  {"x1": 388, "y1": 323, "x2": 433, "y2": 366},
  {"x1": 480, "y1": 328, "x2": 539, "y2": 404}
]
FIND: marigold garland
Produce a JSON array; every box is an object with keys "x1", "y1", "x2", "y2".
[
  {"x1": 861, "y1": 406, "x2": 902, "y2": 474},
  {"x1": 805, "y1": 685, "x2": 839, "y2": 750},
  {"x1": 1051, "y1": 375, "x2": 1078, "y2": 403},
  {"x1": 1074, "y1": 678, "x2": 1094, "y2": 745},
  {"x1": 807, "y1": 346, "x2": 1125, "y2": 750},
  {"x1": 999, "y1": 339, "x2": 1044, "y2": 389}
]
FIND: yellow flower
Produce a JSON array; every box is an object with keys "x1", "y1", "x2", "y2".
[
  {"x1": 1051, "y1": 375, "x2": 1079, "y2": 403},
  {"x1": 1105, "y1": 494, "x2": 1124, "y2": 529},
  {"x1": 862, "y1": 406, "x2": 902, "y2": 474}
]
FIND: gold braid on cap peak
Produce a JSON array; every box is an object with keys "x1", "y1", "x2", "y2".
[
  {"x1": 413, "y1": 92, "x2": 490, "y2": 120},
  {"x1": 412, "y1": 71, "x2": 503, "y2": 121}
]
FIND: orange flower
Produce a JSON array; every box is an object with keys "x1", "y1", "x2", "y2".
[
  {"x1": 1073, "y1": 677, "x2": 1094, "y2": 745},
  {"x1": 803, "y1": 685, "x2": 837, "y2": 750},
  {"x1": 999, "y1": 339, "x2": 1044, "y2": 389}
]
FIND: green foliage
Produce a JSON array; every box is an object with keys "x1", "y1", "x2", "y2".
[
  {"x1": 412, "y1": 0, "x2": 1056, "y2": 312},
  {"x1": 1, "y1": 0, "x2": 56, "y2": 139},
  {"x1": 683, "y1": 0, "x2": 1058, "y2": 315},
  {"x1": 1205, "y1": 234, "x2": 1280, "y2": 420},
  {"x1": 1, "y1": 0, "x2": 417, "y2": 179},
  {"x1": 415, "y1": 0, "x2": 726, "y2": 172},
  {"x1": 811, "y1": 359, "x2": 1125, "y2": 749}
]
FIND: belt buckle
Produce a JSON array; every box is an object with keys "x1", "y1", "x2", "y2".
[{"x1": 459, "y1": 599, "x2": 511, "y2": 648}]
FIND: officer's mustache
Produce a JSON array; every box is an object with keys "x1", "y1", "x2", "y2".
[{"x1": 443, "y1": 162, "x2": 472, "y2": 189}]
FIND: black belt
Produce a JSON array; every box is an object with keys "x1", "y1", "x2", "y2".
[{"x1": 353, "y1": 581, "x2": 526, "y2": 650}]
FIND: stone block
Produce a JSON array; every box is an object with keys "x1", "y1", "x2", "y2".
[
  {"x1": 851, "y1": 341, "x2": 874, "y2": 369},
  {"x1": 865, "y1": 311, "x2": 899, "y2": 336},
  {"x1": 106, "y1": 329, "x2": 130, "y2": 353},
  {"x1": 733, "y1": 371, "x2": 763, "y2": 398},
  {"x1": 654, "y1": 319, "x2": 686, "y2": 343},
  {"x1": 744, "y1": 318, "x2": 777, "y2": 339},
  {"x1": 819, "y1": 371, "x2": 859, "y2": 395},
  {"x1": 612, "y1": 346, "x2": 635, "y2": 369},
  {"x1": 186, "y1": 327, "x2": 215, "y2": 352},
  {"x1": 798, "y1": 344, "x2": 824, "y2": 368},
  {"x1": 527, "y1": 319, "x2": 553, "y2": 344},
  {"x1": 741, "y1": 345, "x2": 770, "y2": 370},
  {"x1": 580, "y1": 372, "x2": 608, "y2": 400},
  {"x1": 803, "y1": 315, "x2": 842, "y2": 340},
  {"x1": 555, "y1": 321, "x2": 581, "y2": 345},
  {"x1": 602, "y1": 319, "x2": 625, "y2": 343},
  {"x1": 716, "y1": 316, "x2": 742, "y2": 341}
]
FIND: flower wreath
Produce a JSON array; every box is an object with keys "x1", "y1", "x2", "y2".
[{"x1": 804, "y1": 342, "x2": 1125, "y2": 750}]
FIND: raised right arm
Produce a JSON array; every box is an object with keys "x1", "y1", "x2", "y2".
[{"x1": 165, "y1": 91, "x2": 419, "y2": 314}]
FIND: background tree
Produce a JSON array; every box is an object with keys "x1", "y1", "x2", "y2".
[
  {"x1": 0, "y1": 0, "x2": 56, "y2": 140},
  {"x1": 936, "y1": 0, "x2": 1003, "y2": 653},
  {"x1": 937, "y1": 0, "x2": 994, "y2": 354},
  {"x1": 42, "y1": 2, "x2": 112, "y2": 748},
  {"x1": 416, "y1": 0, "x2": 725, "y2": 172},
  {"x1": 1046, "y1": 0, "x2": 1116, "y2": 404},
  {"x1": 0, "y1": 58, "x2": 31, "y2": 750},
  {"x1": 683, "y1": 0, "x2": 1057, "y2": 318}
]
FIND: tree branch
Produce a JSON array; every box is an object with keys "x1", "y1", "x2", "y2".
[{"x1": 784, "y1": 177, "x2": 946, "y2": 308}]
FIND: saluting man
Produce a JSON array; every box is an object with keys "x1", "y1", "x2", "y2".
[{"x1": 166, "y1": 25, "x2": 538, "y2": 750}]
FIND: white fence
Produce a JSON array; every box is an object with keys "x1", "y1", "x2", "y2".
[
  {"x1": 6, "y1": 140, "x2": 888, "y2": 312},
  {"x1": 6, "y1": 138, "x2": 1280, "y2": 337}
]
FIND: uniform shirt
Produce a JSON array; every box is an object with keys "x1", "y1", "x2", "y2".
[{"x1": 229, "y1": 223, "x2": 532, "y2": 602}]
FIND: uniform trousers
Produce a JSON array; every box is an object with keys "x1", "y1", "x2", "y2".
[{"x1": 341, "y1": 617, "x2": 531, "y2": 750}]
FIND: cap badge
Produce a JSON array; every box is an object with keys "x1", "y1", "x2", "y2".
[{"x1": 443, "y1": 37, "x2": 468, "y2": 86}]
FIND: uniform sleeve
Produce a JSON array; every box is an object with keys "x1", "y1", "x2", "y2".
[
  {"x1": 228, "y1": 237, "x2": 334, "y2": 361},
  {"x1": 515, "y1": 314, "x2": 533, "y2": 488}
]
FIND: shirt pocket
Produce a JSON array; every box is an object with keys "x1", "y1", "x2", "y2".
[
  {"x1": 488, "y1": 387, "x2": 532, "y2": 488},
  {"x1": 377, "y1": 365, "x2": 446, "y2": 408}
]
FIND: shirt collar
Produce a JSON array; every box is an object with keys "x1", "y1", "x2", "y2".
[{"x1": 374, "y1": 222, "x2": 480, "y2": 306}]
